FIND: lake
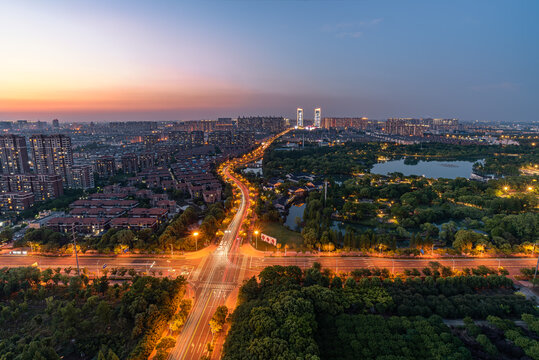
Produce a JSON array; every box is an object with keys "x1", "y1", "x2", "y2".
[
  {"x1": 285, "y1": 203, "x2": 369, "y2": 235},
  {"x1": 284, "y1": 203, "x2": 305, "y2": 230},
  {"x1": 370, "y1": 159, "x2": 480, "y2": 179}
]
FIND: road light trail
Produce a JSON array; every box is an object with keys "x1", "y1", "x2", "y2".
[{"x1": 168, "y1": 132, "x2": 288, "y2": 360}]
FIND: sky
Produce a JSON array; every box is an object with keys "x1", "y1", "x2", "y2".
[{"x1": 0, "y1": 0, "x2": 538, "y2": 122}]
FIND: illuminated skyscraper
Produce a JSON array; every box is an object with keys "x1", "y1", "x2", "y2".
[
  {"x1": 314, "y1": 108, "x2": 321, "y2": 128},
  {"x1": 296, "y1": 108, "x2": 303, "y2": 127}
]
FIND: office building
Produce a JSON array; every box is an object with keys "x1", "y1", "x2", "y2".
[
  {"x1": 314, "y1": 108, "x2": 321, "y2": 128},
  {"x1": 297, "y1": 108, "x2": 304, "y2": 127},
  {"x1": 29, "y1": 134, "x2": 73, "y2": 186},
  {"x1": 0, "y1": 135, "x2": 30, "y2": 174}
]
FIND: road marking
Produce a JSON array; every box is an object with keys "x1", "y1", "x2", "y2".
[{"x1": 179, "y1": 291, "x2": 213, "y2": 360}]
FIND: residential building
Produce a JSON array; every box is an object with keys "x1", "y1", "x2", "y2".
[
  {"x1": 0, "y1": 174, "x2": 63, "y2": 201},
  {"x1": 95, "y1": 155, "x2": 116, "y2": 177},
  {"x1": 321, "y1": 117, "x2": 369, "y2": 130},
  {"x1": 69, "y1": 199, "x2": 138, "y2": 209},
  {"x1": 127, "y1": 207, "x2": 168, "y2": 222},
  {"x1": 29, "y1": 134, "x2": 73, "y2": 186},
  {"x1": 109, "y1": 217, "x2": 158, "y2": 231},
  {"x1": 0, "y1": 192, "x2": 35, "y2": 214},
  {"x1": 121, "y1": 153, "x2": 138, "y2": 174},
  {"x1": 70, "y1": 165, "x2": 95, "y2": 189},
  {"x1": 47, "y1": 217, "x2": 110, "y2": 234},
  {"x1": 0, "y1": 135, "x2": 31, "y2": 174}
]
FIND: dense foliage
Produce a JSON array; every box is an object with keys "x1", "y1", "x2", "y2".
[
  {"x1": 259, "y1": 139, "x2": 538, "y2": 254},
  {"x1": 0, "y1": 267, "x2": 187, "y2": 359},
  {"x1": 264, "y1": 141, "x2": 536, "y2": 178},
  {"x1": 223, "y1": 264, "x2": 535, "y2": 360}
]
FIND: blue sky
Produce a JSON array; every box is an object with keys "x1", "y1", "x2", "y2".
[{"x1": 0, "y1": 0, "x2": 537, "y2": 122}]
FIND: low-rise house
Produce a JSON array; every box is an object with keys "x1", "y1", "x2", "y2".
[
  {"x1": 272, "y1": 197, "x2": 288, "y2": 212},
  {"x1": 109, "y1": 217, "x2": 158, "y2": 231},
  {"x1": 128, "y1": 207, "x2": 168, "y2": 222},
  {"x1": 156, "y1": 200, "x2": 178, "y2": 216},
  {"x1": 70, "y1": 199, "x2": 138, "y2": 209},
  {"x1": 70, "y1": 207, "x2": 126, "y2": 218},
  {"x1": 202, "y1": 189, "x2": 221, "y2": 203},
  {"x1": 47, "y1": 217, "x2": 110, "y2": 234}
]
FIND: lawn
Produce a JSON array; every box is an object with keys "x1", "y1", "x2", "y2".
[{"x1": 256, "y1": 222, "x2": 304, "y2": 250}]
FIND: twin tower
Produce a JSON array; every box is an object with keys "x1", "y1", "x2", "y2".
[{"x1": 296, "y1": 108, "x2": 321, "y2": 128}]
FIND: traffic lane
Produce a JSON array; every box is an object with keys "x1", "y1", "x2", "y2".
[
  {"x1": 248, "y1": 257, "x2": 537, "y2": 275},
  {"x1": 187, "y1": 288, "x2": 229, "y2": 360},
  {"x1": 0, "y1": 255, "x2": 200, "y2": 274}
]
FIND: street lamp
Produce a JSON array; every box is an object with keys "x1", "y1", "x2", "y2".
[
  {"x1": 193, "y1": 231, "x2": 199, "y2": 252},
  {"x1": 254, "y1": 230, "x2": 259, "y2": 249}
]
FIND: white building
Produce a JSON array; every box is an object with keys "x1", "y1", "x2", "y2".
[
  {"x1": 314, "y1": 108, "x2": 321, "y2": 128},
  {"x1": 296, "y1": 108, "x2": 303, "y2": 127}
]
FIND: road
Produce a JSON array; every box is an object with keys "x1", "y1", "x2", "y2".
[
  {"x1": 0, "y1": 255, "x2": 200, "y2": 276},
  {"x1": 1, "y1": 128, "x2": 538, "y2": 359},
  {"x1": 168, "y1": 162, "x2": 253, "y2": 360}
]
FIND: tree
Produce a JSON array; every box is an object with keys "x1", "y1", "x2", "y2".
[
  {"x1": 98, "y1": 347, "x2": 120, "y2": 360},
  {"x1": 302, "y1": 228, "x2": 318, "y2": 249},
  {"x1": 209, "y1": 305, "x2": 228, "y2": 334},
  {"x1": 156, "y1": 336, "x2": 176, "y2": 351},
  {"x1": 453, "y1": 230, "x2": 484, "y2": 253}
]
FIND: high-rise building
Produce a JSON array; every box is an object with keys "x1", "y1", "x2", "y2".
[
  {"x1": 297, "y1": 108, "x2": 304, "y2": 127},
  {"x1": 71, "y1": 165, "x2": 95, "y2": 189},
  {"x1": 138, "y1": 153, "x2": 155, "y2": 170},
  {"x1": 314, "y1": 108, "x2": 321, "y2": 128},
  {"x1": 95, "y1": 156, "x2": 116, "y2": 177},
  {"x1": 121, "y1": 153, "x2": 138, "y2": 174},
  {"x1": 0, "y1": 174, "x2": 63, "y2": 201},
  {"x1": 0, "y1": 192, "x2": 35, "y2": 214},
  {"x1": 321, "y1": 117, "x2": 369, "y2": 130},
  {"x1": 0, "y1": 135, "x2": 30, "y2": 175},
  {"x1": 52, "y1": 119, "x2": 59, "y2": 128},
  {"x1": 29, "y1": 135, "x2": 73, "y2": 187}
]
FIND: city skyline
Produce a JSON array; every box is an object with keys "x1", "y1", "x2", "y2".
[{"x1": 1, "y1": 1, "x2": 538, "y2": 123}]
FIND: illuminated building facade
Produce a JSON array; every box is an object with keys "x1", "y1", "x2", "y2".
[
  {"x1": 0, "y1": 135, "x2": 30, "y2": 175},
  {"x1": 29, "y1": 134, "x2": 73, "y2": 187},
  {"x1": 314, "y1": 108, "x2": 321, "y2": 128},
  {"x1": 297, "y1": 108, "x2": 304, "y2": 127}
]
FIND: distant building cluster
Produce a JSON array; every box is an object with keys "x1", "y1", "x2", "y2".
[
  {"x1": 384, "y1": 118, "x2": 459, "y2": 137},
  {"x1": 321, "y1": 117, "x2": 370, "y2": 130},
  {"x1": 0, "y1": 115, "x2": 288, "y2": 215}
]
